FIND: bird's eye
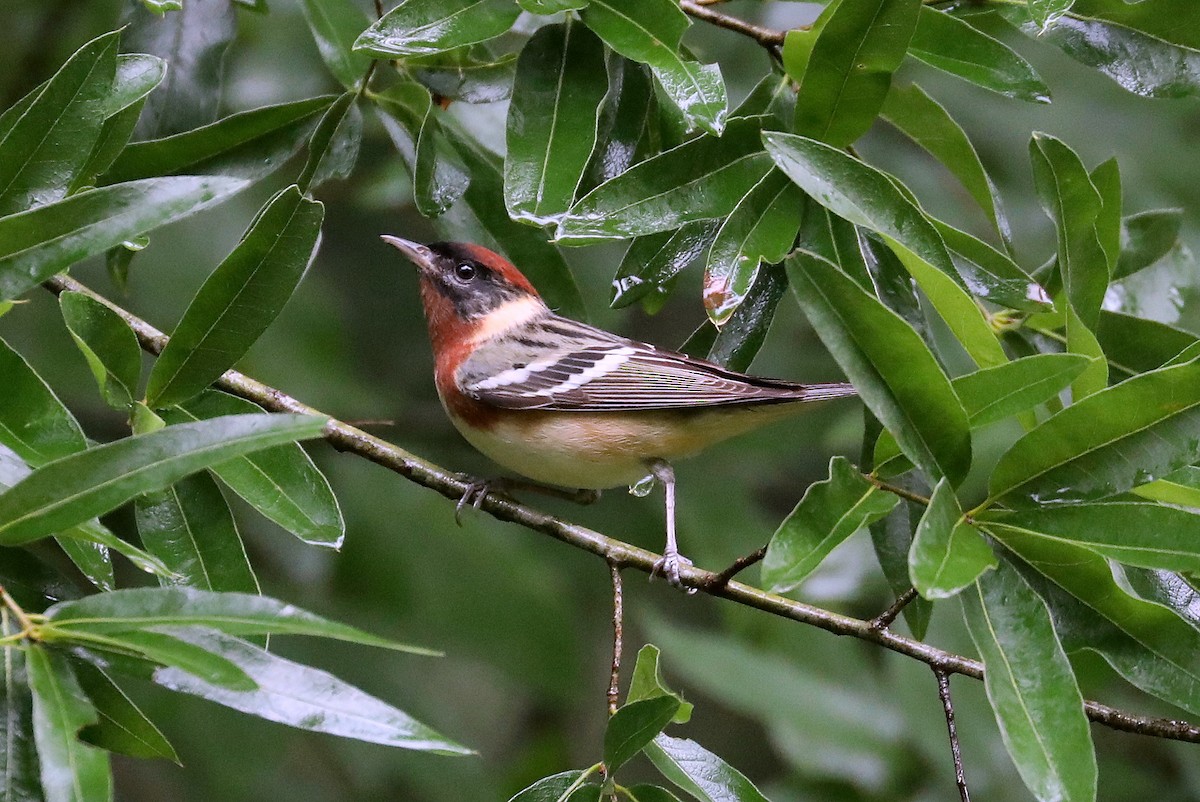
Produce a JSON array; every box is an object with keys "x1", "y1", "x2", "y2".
[{"x1": 454, "y1": 263, "x2": 477, "y2": 281}]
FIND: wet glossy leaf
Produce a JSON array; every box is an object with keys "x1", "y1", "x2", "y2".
[
  {"x1": 1009, "y1": 542, "x2": 1200, "y2": 716},
  {"x1": 626, "y1": 644, "x2": 691, "y2": 723},
  {"x1": 908, "y1": 8, "x2": 1050, "y2": 102},
  {"x1": 297, "y1": 93, "x2": 362, "y2": 193},
  {"x1": 409, "y1": 44, "x2": 518, "y2": 104},
  {"x1": 0, "y1": 413, "x2": 326, "y2": 545},
  {"x1": 610, "y1": 221, "x2": 719, "y2": 310},
  {"x1": 59, "y1": 291, "x2": 142, "y2": 410},
  {"x1": 135, "y1": 472, "x2": 259, "y2": 593},
  {"x1": 1029, "y1": 0, "x2": 1075, "y2": 29},
  {"x1": 788, "y1": 251, "x2": 972, "y2": 484},
  {"x1": 704, "y1": 264, "x2": 788, "y2": 372},
  {"x1": 703, "y1": 171, "x2": 803, "y2": 325},
  {"x1": 353, "y1": 0, "x2": 520, "y2": 58},
  {"x1": 123, "y1": 0, "x2": 236, "y2": 137},
  {"x1": 789, "y1": 0, "x2": 920, "y2": 147},
  {"x1": 47, "y1": 587, "x2": 431, "y2": 654},
  {"x1": 61, "y1": 517, "x2": 175, "y2": 582},
  {"x1": 57, "y1": 537, "x2": 115, "y2": 593},
  {"x1": 988, "y1": 359, "x2": 1200, "y2": 507},
  {"x1": 26, "y1": 647, "x2": 112, "y2": 802},
  {"x1": 375, "y1": 83, "x2": 471, "y2": 218},
  {"x1": 587, "y1": 55, "x2": 654, "y2": 187},
  {"x1": 508, "y1": 770, "x2": 593, "y2": 802},
  {"x1": 1, "y1": 631, "x2": 42, "y2": 802},
  {"x1": 1134, "y1": 465, "x2": 1200, "y2": 509},
  {"x1": 298, "y1": 0, "x2": 374, "y2": 89},
  {"x1": 1068, "y1": 0, "x2": 1200, "y2": 50},
  {"x1": 909, "y1": 478, "x2": 996, "y2": 598},
  {"x1": 984, "y1": 500, "x2": 1200, "y2": 573},
  {"x1": 105, "y1": 97, "x2": 333, "y2": 184},
  {"x1": 520, "y1": 0, "x2": 587, "y2": 12},
  {"x1": 439, "y1": 125, "x2": 586, "y2": 319},
  {"x1": 961, "y1": 559, "x2": 1096, "y2": 802},
  {"x1": 146, "y1": 186, "x2": 324, "y2": 408},
  {"x1": 763, "y1": 456, "x2": 898, "y2": 593},
  {"x1": 605, "y1": 697, "x2": 681, "y2": 773},
  {"x1": 0, "y1": 337, "x2": 87, "y2": 466},
  {"x1": 1114, "y1": 209, "x2": 1183, "y2": 280},
  {"x1": 0, "y1": 176, "x2": 247, "y2": 303},
  {"x1": 558, "y1": 119, "x2": 771, "y2": 242},
  {"x1": 505, "y1": 21, "x2": 608, "y2": 225},
  {"x1": 1095, "y1": 311, "x2": 1197, "y2": 374},
  {"x1": 1118, "y1": 567, "x2": 1200, "y2": 629},
  {"x1": 151, "y1": 629, "x2": 470, "y2": 753},
  {"x1": 1030, "y1": 132, "x2": 1107, "y2": 326},
  {"x1": 582, "y1": 0, "x2": 727, "y2": 135},
  {"x1": 0, "y1": 31, "x2": 118, "y2": 217},
  {"x1": 73, "y1": 662, "x2": 179, "y2": 762},
  {"x1": 1090, "y1": 158, "x2": 1121, "y2": 273},
  {"x1": 934, "y1": 221, "x2": 1049, "y2": 312},
  {"x1": 74, "y1": 54, "x2": 169, "y2": 192},
  {"x1": 645, "y1": 734, "x2": 769, "y2": 802},
  {"x1": 163, "y1": 391, "x2": 343, "y2": 548},
  {"x1": 77, "y1": 628, "x2": 256, "y2": 690},
  {"x1": 882, "y1": 82, "x2": 1009, "y2": 241}
]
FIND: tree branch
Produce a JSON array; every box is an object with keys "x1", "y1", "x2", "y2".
[
  {"x1": 608, "y1": 563, "x2": 624, "y2": 717},
  {"x1": 934, "y1": 668, "x2": 971, "y2": 802},
  {"x1": 679, "y1": 0, "x2": 787, "y2": 49},
  {"x1": 39, "y1": 273, "x2": 1200, "y2": 747}
]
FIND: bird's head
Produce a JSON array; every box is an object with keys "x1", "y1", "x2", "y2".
[{"x1": 382, "y1": 236, "x2": 548, "y2": 353}]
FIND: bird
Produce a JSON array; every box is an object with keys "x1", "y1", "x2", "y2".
[{"x1": 382, "y1": 235, "x2": 857, "y2": 589}]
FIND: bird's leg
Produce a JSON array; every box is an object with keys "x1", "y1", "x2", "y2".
[{"x1": 645, "y1": 459, "x2": 695, "y2": 594}]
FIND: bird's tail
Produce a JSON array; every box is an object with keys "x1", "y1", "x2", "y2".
[{"x1": 801, "y1": 382, "x2": 858, "y2": 401}]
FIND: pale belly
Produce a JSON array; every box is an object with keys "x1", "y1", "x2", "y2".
[{"x1": 445, "y1": 404, "x2": 806, "y2": 489}]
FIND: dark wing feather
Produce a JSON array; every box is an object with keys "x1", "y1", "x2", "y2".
[{"x1": 458, "y1": 315, "x2": 855, "y2": 411}]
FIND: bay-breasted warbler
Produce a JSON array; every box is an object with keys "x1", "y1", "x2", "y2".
[{"x1": 383, "y1": 235, "x2": 857, "y2": 587}]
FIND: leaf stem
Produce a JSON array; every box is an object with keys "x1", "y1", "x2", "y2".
[
  {"x1": 865, "y1": 473, "x2": 932, "y2": 506},
  {"x1": 38, "y1": 274, "x2": 1200, "y2": 747}
]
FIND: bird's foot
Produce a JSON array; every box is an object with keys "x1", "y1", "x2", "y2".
[
  {"x1": 651, "y1": 550, "x2": 697, "y2": 595},
  {"x1": 454, "y1": 475, "x2": 509, "y2": 525}
]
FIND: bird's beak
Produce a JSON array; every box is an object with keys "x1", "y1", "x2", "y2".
[{"x1": 381, "y1": 235, "x2": 436, "y2": 273}]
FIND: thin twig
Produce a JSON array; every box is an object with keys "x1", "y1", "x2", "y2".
[
  {"x1": 608, "y1": 563, "x2": 624, "y2": 717},
  {"x1": 865, "y1": 474, "x2": 933, "y2": 506},
  {"x1": 37, "y1": 274, "x2": 1200, "y2": 747},
  {"x1": 934, "y1": 668, "x2": 971, "y2": 802},
  {"x1": 870, "y1": 587, "x2": 919, "y2": 631},
  {"x1": 702, "y1": 546, "x2": 767, "y2": 590},
  {"x1": 679, "y1": 0, "x2": 787, "y2": 48}
]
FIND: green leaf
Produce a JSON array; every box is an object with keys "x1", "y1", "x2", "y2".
[
  {"x1": 987, "y1": 359, "x2": 1200, "y2": 508},
  {"x1": 0, "y1": 337, "x2": 87, "y2": 465},
  {"x1": 298, "y1": 0, "x2": 374, "y2": 89},
  {"x1": 983, "y1": 500, "x2": 1200, "y2": 573},
  {"x1": 790, "y1": 0, "x2": 920, "y2": 147},
  {"x1": 788, "y1": 251, "x2": 972, "y2": 484},
  {"x1": 586, "y1": 55, "x2": 654, "y2": 186},
  {"x1": 296, "y1": 93, "x2": 362, "y2": 193},
  {"x1": 162, "y1": 390, "x2": 343, "y2": 548},
  {"x1": 135, "y1": 472, "x2": 260, "y2": 593},
  {"x1": 881, "y1": 82, "x2": 1009, "y2": 242},
  {"x1": 582, "y1": 0, "x2": 727, "y2": 135},
  {"x1": 353, "y1": 0, "x2": 520, "y2": 58},
  {"x1": 59, "y1": 291, "x2": 142, "y2": 410},
  {"x1": 1029, "y1": 132, "x2": 1108, "y2": 326},
  {"x1": 439, "y1": 125, "x2": 586, "y2": 319},
  {"x1": 1002, "y1": 530, "x2": 1200, "y2": 716},
  {"x1": 557, "y1": 119, "x2": 772, "y2": 242},
  {"x1": 374, "y1": 83, "x2": 471, "y2": 218},
  {"x1": 604, "y1": 697, "x2": 682, "y2": 773},
  {"x1": 934, "y1": 220, "x2": 1050, "y2": 312},
  {"x1": 505, "y1": 21, "x2": 608, "y2": 225},
  {"x1": 26, "y1": 648, "x2": 112, "y2": 802},
  {"x1": 763, "y1": 456, "x2": 898, "y2": 593},
  {"x1": 626, "y1": 645, "x2": 691, "y2": 724},
  {"x1": 0, "y1": 176, "x2": 247, "y2": 303},
  {"x1": 957, "y1": 353, "x2": 1090, "y2": 430},
  {"x1": 409, "y1": 44, "x2": 519, "y2": 104},
  {"x1": 908, "y1": 9, "x2": 1050, "y2": 102},
  {"x1": 1063, "y1": 304, "x2": 1107, "y2": 400},
  {"x1": 75, "y1": 628, "x2": 256, "y2": 690},
  {"x1": 0, "y1": 31, "x2": 118, "y2": 216},
  {"x1": 628, "y1": 787, "x2": 682, "y2": 802},
  {"x1": 508, "y1": 770, "x2": 594, "y2": 802},
  {"x1": 961, "y1": 560, "x2": 1097, "y2": 802},
  {"x1": 148, "y1": 629, "x2": 470, "y2": 753},
  {"x1": 57, "y1": 537, "x2": 116, "y2": 593},
  {"x1": 145, "y1": 186, "x2": 324, "y2": 408},
  {"x1": 909, "y1": 477, "x2": 996, "y2": 598},
  {"x1": 73, "y1": 662, "x2": 178, "y2": 762},
  {"x1": 703, "y1": 263, "x2": 789, "y2": 373},
  {"x1": 61, "y1": 517, "x2": 177, "y2": 582},
  {"x1": 869, "y1": 489, "x2": 932, "y2": 639},
  {"x1": 1113, "y1": 209, "x2": 1184, "y2": 280},
  {"x1": 46, "y1": 587, "x2": 432, "y2": 655},
  {"x1": 1090, "y1": 157, "x2": 1121, "y2": 273},
  {"x1": 104, "y1": 97, "x2": 334, "y2": 184},
  {"x1": 520, "y1": 0, "x2": 587, "y2": 12},
  {"x1": 1, "y1": 632, "x2": 42, "y2": 802},
  {"x1": 73, "y1": 54, "x2": 169, "y2": 192},
  {"x1": 703, "y1": 171, "x2": 803, "y2": 325},
  {"x1": 1094, "y1": 311, "x2": 1197, "y2": 374},
  {"x1": 0, "y1": 413, "x2": 326, "y2": 546},
  {"x1": 610, "y1": 221, "x2": 719, "y2": 310},
  {"x1": 645, "y1": 734, "x2": 769, "y2": 802},
  {"x1": 123, "y1": 0, "x2": 235, "y2": 137},
  {"x1": 1133, "y1": 465, "x2": 1200, "y2": 509}
]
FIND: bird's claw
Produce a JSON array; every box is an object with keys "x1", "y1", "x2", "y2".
[
  {"x1": 454, "y1": 476, "x2": 494, "y2": 525},
  {"x1": 651, "y1": 551, "x2": 697, "y2": 595}
]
